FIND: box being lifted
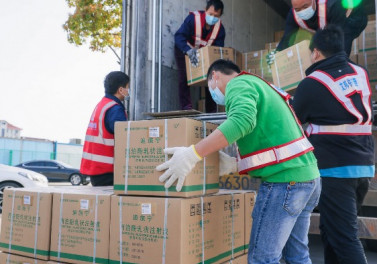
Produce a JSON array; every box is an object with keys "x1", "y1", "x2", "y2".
[
  {"x1": 114, "y1": 118, "x2": 219, "y2": 197},
  {"x1": 271, "y1": 40, "x2": 312, "y2": 91},
  {"x1": 185, "y1": 46, "x2": 242, "y2": 86}
]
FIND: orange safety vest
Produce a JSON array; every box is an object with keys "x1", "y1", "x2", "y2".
[
  {"x1": 187, "y1": 10, "x2": 222, "y2": 49},
  {"x1": 80, "y1": 97, "x2": 124, "y2": 175},
  {"x1": 236, "y1": 72, "x2": 314, "y2": 174},
  {"x1": 306, "y1": 63, "x2": 372, "y2": 136}
]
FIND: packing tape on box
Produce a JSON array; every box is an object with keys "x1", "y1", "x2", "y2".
[
  {"x1": 201, "y1": 48, "x2": 205, "y2": 79},
  {"x1": 57, "y1": 193, "x2": 64, "y2": 260},
  {"x1": 231, "y1": 193, "x2": 235, "y2": 259},
  {"x1": 273, "y1": 57, "x2": 281, "y2": 88},
  {"x1": 119, "y1": 196, "x2": 123, "y2": 263},
  {"x1": 8, "y1": 189, "x2": 16, "y2": 253},
  {"x1": 202, "y1": 121, "x2": 207, "y2": 195},
  {"x1": 33, "y1": 192, "x2": 41, "y2": 258},
  {"x1": 189, "y1": 56, "x2": 193, "y2": 84},
  {"x1": 201, "y1": 196, "x2": 205, "y2": 264},
  {"x1": 296, "y1": 44, "x2": 304, "y2": 79},
  {"x1": 244, "y1": 53, "x2": 248, "y2": 70},
  {"x1": 124, "y1": 121, "x2": 132, "y2": 194},
  {"x1": 93, "y1": 194, "x2": 99, "y2": 263},
  {"x1": 259, "y1": 51, "x2": 264, "y2": 78},
  {"x1": 164, "y1": 119, "x2": 169, "y2": 196},
  {"x1": 162, "y1": 197, "x2": 169, "y2": 264}
]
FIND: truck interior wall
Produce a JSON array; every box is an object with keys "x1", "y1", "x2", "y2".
[{"x1": 129, "y1": 0, "x2": 285, "y2": 120}]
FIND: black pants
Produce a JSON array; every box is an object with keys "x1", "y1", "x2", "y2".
[
  {"x1": 319, "y1": 177, "x2": 369, "y2": 264},
  {"x1": 174, "y1": 46, "x2": 217, "y2": 112},
  {"x1": 85, "y1": 173, "x2": 114, "y2": 186}
]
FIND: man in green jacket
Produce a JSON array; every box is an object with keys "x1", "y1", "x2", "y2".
[{"x1": 156, "y1": 59, "x2": 320, "y2": 264}]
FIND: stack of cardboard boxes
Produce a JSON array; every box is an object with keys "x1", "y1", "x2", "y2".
[
  {"x1": 0, "y1": 117, "x2": 255, "y2": 264},
  {"x1": 357, "y1": 19, "x2": 377, "y2": 101}
]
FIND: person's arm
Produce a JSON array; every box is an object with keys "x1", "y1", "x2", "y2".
[
  {"x1": 212, "y1": 25, "x2": 225, "y2": 47},
  {"x1": 217, "y1": 78, "x2": 258, "y2": 144},
  {"x1": 276, "y1": 9, "x2": 299, "y2": 51},
  {"x1": 104, "y1": 105, "x2": 127, "y2": 134},
  {"x1": 291, "y1": 79, "x2": 313, "y2": 124},
  {"x1": 174, "y1": 13, "x2": 195, "y2": 54}
]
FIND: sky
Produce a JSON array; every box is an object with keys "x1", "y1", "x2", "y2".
[{"x1": 0, "y1": 0, "x2": 120, "y2": 143}]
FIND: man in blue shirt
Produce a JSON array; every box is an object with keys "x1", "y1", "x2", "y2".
[
  {"x1": 174, "y1": 0, "x2": 225, "y2": 112},
  {"x1": 80, "y1": 71, "x2": 129, "y2": 186}
]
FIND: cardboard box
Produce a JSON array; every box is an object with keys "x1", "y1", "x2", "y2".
[
  {"x1": 274, "y1": 30, "x2": 285, "y2": 42},
  {"x1": 114, "y1": 118, "x2": 219, "y2": 197},
  {"x1": 186, "y1": 46, "x2": 239, "y2": 86},
  {"x1": 217, "y1": 190, "x2": 256, "y2": 253},
  {"x1": 0, "y1": 188, "x2": 53, "y2": 260},
  {"x1": 358, "y1": 20, "x2": 376, "y2": 53},
  {"x1": 241, "y1": 50, "x2": 268, "y2": 71},
  {"x1": 219, "y1": 173, "x2": 260, "y2": 191},
  {"x1": 244, "y1": 192, "x2": 256, "y2": 253},
  {"x1": 221, "y1": 254, "x2": 248, "y2": 264},
  {"x1": 265, "y1": 42, "x2": 279, "y2": 51},
  {"x1": 49, "y1": 187, "x2": 112, "y2": 264},
  {"x1": 0, "y1": 252, "x2": 50, "y2": 263},
  {"x1": 357, "y1": 52, "x2": 377, "y2": 102},
  {"x1": 271, "y1": 40, "x2": 312, "y2": 91},
  {"x1": 109, "y1": 193, "x2": 245, "y2": 264}
]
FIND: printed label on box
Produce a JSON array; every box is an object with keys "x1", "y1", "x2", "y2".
[
  {"x1": 149, "y1": 127, "x2": 160, "y2": 138},
  {"x1": 23, "y1": 195, "x2": 31, "y2": 205},
  {"x1": 80, "y1": 199, "x2": 89, "y2": 210},
  {"x1": 141, "y1": 203, "x2": 152, "y2": 215},
  {"x1": 287, "y1": 50, "x2": 293, "y2": 58}
]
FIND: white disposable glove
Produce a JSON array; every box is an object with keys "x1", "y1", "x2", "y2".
[
  {"x1": 266, "y1": 50, "x2": 276, "y2": 66},
  {"x1": 186, "y1": 48, "x2": 199, "y2": 67},
  {"x1": 156, "y1": 145, "x2": 202, "y2": 192},
  {"x1": 219, "y1": 151, "x2": 238, "y2": 176}
]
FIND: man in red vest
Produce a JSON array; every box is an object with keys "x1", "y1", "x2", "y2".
[
  {"x1": 277, "y1": 0, "x2": 366, "y2": 56},
  {"x1": 80, "y1": 71, "x2": 129, "y2": 186},
  {"x1": 174, "y1": 0, "x2": 225, "y2": 112}
]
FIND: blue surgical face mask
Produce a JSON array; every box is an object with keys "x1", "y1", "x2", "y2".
[
  {"x1": 296, "y1": 3, "x2": 315, "y2": 20},
  {"x1": 205, "y1": 14, "x2": 219, "y2": 26},
  {"x1": 209, "y1": 80, "x2": 225, "y2": 105}
]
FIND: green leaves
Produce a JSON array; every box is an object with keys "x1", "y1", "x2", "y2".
[{"x1": 63, "y1": 0, "x2": 122, "y2": 52}]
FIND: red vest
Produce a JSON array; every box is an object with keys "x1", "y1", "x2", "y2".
[
  {"x1": 236, "y1": 72, "x2": 314, "y2": 174},
  {"x1": 80, "y1": 97, "x2": 123, "y2": 175},
  {"x1": 187, "y1": 10, "x2": 222, "y2": 49}
]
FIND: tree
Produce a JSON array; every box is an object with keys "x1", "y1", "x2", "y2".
[{"x1": 63, "y1": 0, "x2": 122, "y2": 58}]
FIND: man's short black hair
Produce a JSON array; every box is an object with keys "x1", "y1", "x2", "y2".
[
  {"x1": 310, "y1": 24, "x2": 344, "y2": 57},
  {"x1": 207, "y1": 59, "x2": 241, "y2": 80},
  {"x1": 206, "y1": 0, "x2": 224, "y2": 15},
  {"x1": 104, "y1": 71, "x2": 130, "y2": 95}
]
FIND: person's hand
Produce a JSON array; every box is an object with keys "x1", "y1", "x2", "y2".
[
  {"x1": 156, "y1": 145, "x2": 202, "y2": 191},
  {"x1": 187, "y1": 48, "x2": 199, "y2": 67},
  {"x1": 219, "y1": 151, "x2": 238, "y2": 176},
  {"x1": 266, "y1": 50, "x2": 277, "y2": 66}
]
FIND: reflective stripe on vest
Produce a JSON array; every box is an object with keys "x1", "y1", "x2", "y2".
[
  {"x1": 188, "y1": 11, "x2": 221, "y2": 49},
  {"x1": 306, "y1": 124, "x2": 372, "y2": 135},
  {"x1": 236, "y1": 72, "x2": 314, "y2": 173},
  {"x1": 308, "y1": 64, "x2": 372, "y2": 126},
  {"x1": 292, "y1": 0, "x2": 326, "y2": 33},
  {"x1": 84, "y1": 135, "x2": 115, "y2": 146},
  {"x1": 82, "y1": 152, "x2": 114, "y2": 165},
  {"x1": 238, "y1": 137, "x2": 314, "y2": 174}
]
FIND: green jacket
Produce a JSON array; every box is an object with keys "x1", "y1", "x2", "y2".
[{"x1": 218, "y1": 74, "x2": 319, "y2": 182}]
